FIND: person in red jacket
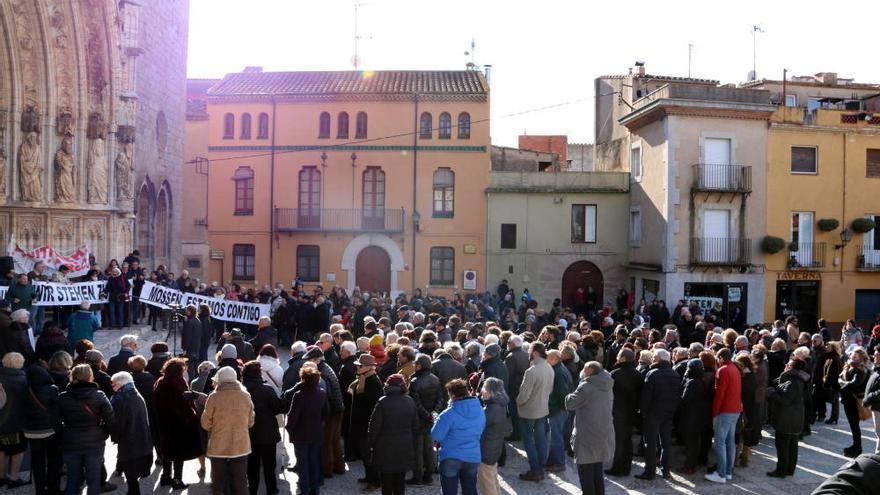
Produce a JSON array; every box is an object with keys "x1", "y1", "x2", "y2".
[{"x1": 705, "y1": 347, "x2": 742, "y2": 484}]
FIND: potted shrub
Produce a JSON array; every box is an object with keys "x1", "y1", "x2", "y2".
[
  {"x1": 852, "y1": 217, "x2": 876, "y2": 233},
  {"x1": 817, "y1": 218, "x2": 839, "y2": 232},
  {"x1": 788, "y1": 241, "x2": 800, "y2": 252},
  {"x1": 760, "y1": 236, "x2": 786, "y2": 254}
]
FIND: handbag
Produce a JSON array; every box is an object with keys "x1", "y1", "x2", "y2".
[{"x1": 857, "y1": 398, "x2": 872, "y2": 421}]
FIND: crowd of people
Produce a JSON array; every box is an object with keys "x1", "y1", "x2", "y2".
[{"x1": 2, "y1": 269, "x2": 880, "y2": 495}]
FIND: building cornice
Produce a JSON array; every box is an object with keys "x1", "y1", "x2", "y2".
[
  {"x1": 769, "y1": 122, "x2": 880, "y2": 135},
  {"x1": 620, "y1": 99, "x2": 774, "y2": 130},
  {"x1": 208, "y1": 144, "x2": 487, "y2": 153}
]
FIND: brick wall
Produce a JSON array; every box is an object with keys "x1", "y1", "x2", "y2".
[{"x1": 518, "y1": 135, "x2": 568, "y2": 165}]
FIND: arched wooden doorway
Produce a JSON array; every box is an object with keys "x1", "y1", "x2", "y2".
[
  {"x1": 356, "y1": 246, "x2": 391, "y2": 296},
  {"x1": 561, "y1": 261, "x2": 603, "y2": 314}
]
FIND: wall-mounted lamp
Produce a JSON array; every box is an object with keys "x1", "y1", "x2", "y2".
[
  {"x1": 412, "y1": 210, "x2": 421, "y2": 232},
  {"x1": 320, "y1": 152, "x2": 328, "y2": 168},
  {"x1": 350, "y1": 152, "x2": 357, "y2": 167},
  {"x1": 835, "y1": 227, "x2": 854, "y2": 249}
]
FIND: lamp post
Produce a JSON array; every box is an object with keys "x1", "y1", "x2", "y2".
[
  {"x1": 835, "y1": 227, "x2": 853, "y2": 249},
  {"x1": 350, "y1": 152, "x2": 357, "y2": 212}
]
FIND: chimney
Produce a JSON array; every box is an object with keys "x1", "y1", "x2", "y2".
[
  {"x1": 816, "y1": 72, "x2": 838, "y2": 85},
  {"x1": 634, "y1": 60, "x2": 646, "y2": 77},
  {"x1": 243, "y1": 66, "x2": 263, "y2": 73},
  {"x1": 483, "y1": 65, "x2": 492, "y2": 86}
]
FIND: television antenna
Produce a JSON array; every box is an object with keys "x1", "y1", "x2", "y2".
[
  {"x1": 352, "y1": 2, "x2": 373, "y2": 69},
  {"x1": 464, "y1": 38, "x2": 476, "y2": 69},
  {"x1": 751, "y1": 25, "x2": 764, "y2": 80}
]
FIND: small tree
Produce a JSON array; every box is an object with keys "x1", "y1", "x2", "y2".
[
  {"x1": 852, "y1": 218, "x2": 876, "y2": 233},
  {"x1": 817, "y1": 218, "x2": 839, "y2": 232},
  {"x1": 761, "y1": 236, "x2": 787, "y2": 254}
]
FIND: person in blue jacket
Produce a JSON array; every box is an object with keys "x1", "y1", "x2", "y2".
[{"x1": 431, "y1": 378, "x2": 486, "y2": 495}]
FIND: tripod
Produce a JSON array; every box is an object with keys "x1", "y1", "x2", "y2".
[{"x1": 164, "y1": 304, "x2": 184, "y2": 356}]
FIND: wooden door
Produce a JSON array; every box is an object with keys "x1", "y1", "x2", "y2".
[
  {"x1": 561, "y1": 261, "x2": 603, "y2": 309},
  {"x1": 356, "y1": 246, "x2": 390, "y2": 295}
]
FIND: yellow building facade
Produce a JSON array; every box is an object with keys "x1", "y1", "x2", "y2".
[{"x1": 199, "y1": 69, "x2": 490, "y2": 297}]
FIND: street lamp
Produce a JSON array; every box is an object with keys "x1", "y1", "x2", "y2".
[{"x1": 835, "y1": 227, "x2": 853, "y2": 249}]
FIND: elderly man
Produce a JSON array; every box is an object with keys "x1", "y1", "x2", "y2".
[
  {"x1": 108, "y1": 335, "x2": 139, "y2": 375},
  {"x1": 516, "y1": 342, "x2": 555, "y2": 482},
  {"x1": 566, "y1": 361, "x2": 614, "y2": 495},
  {"x1": 409, "y1": 354, "x2": 443, "y2": 485},
  {"x1": 348, "y1": 354, "x2": 383, "y2": 490},
  {"x1": 282, "y1": 341, "x2": 308, "y2": 391},
  {"x1": 305, "y1": 346, "x2": 345, "y2": 477},
  {"x1": 432, "y1": 348, "x2": 467, "y2": 407},
  {"x1": 545, "y1": 349, "x2": 574, "y2": 473},
  {"x1": 504, "y1": 335, "x2": 530, "y2": 441},
  {"x1": 672, "y1": 347, "x2": 690, "y2": 379},
  {"x1": 249, "y1": 316, "x2": 278, "y2": 353},
  {"x1": 317, "y1": 332, "x2": 341, "y2": 374},
  {"x1": 607, "y1": 348, "x2": 642, "y2": 476},
  {"x1": 109, "y1": 371, "x2": 153, "y2": 495},
  {"x1": 67, "y1": 301, "x2": 99, "y2": 347},
  {"x1": 636, "y1": 348, "x2": 681, "y2": 480}
]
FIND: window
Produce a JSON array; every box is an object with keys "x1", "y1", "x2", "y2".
[
  {"x1": 791, "y1": 146, "x2": 818, "y2": 174},
  {"x1": 232, "y1": 244, "x2": 255, "y2": 280},
  {"x1": 432, "y1": 167, "x2": 454, "y2": 217},
  {"x1": 458, "y1": 112, "x2": 471, "y2": 139},
  {"x1": 233, "y1": 166, "x2": 254, "y2": 215},
  {"x1": 571, "y1": 204, "x2": 597, "y2": 243},
  {"x1": 430, "y1": 247, "x2": 455, "y2": 285},
  {"x1": 337, "y1": 112, "x2": 349, "y2": 139},
  {"x1": 867, "y1": 149, "x2": 880, "y2": 178},
  {"x1": 296, "y1": 245, "x2": 320, "y2": 282},
  {"x1": 318, "y1": 112, "x2": 331, "y2": 138},
  {"x1": 298, "y1": 166, "x2": 321, "y2": 228},
  {"x1": 362, "y1": 167, "x2": 385, "y2": 229},
  {"x1": 240, "y1": 113, "x2": 252, "y2": 139},
  {"x1": 785, "y1": 94, "x2": 797, "y2": 107},
  {"x1": 257, "y1": 113, "x2": 269, "y2": 139},
  {"x1": 630, "y1": 145, "x2": 642, "y2": 180},
  {"x1": 629, "y1": 208, "x2": 641, "y2": 246},
  {"x1": 420, "y1": 112, "x2": 432, "y2": 139},
  {"x1": 186, "y1": 258, "x2": 201, "y2": 269},
  {"x1": 500, "y1": 224, "x2": 517, "y2": 249},
  {"x1": 356, "y1": 112, "x2": 368, "y2": 139},
  {"x1": 791, "y1": 211, "x2": 815, "y2": 266},
  {"x1": 807, "y1": 97, "x2": 822, "y2": 112},
  {"x1": 223, "y1": 113, "x2": 234, "y2": 139},
  {"x1": 438, "y1": 112, "x2": 452, "y2": 139}
]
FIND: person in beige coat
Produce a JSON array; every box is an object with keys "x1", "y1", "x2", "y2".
[
  {"x1": 515, "y1": 342, "x2": 555, "y2": 481},
  {"x1": 201, "y1": 366, "x2": 255, "y2": 495}
]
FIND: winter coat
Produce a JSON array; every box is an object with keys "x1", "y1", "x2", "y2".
[
  {"x1": 824, "y1": 352, "x2": 842, "y2": 391},
  {"x1": 5, "y1": 281, "x2": 37, "y2": 312},
  {"x1": 840, "y1": 366, "x2": 868, "y2": 400},
  {"x1": 249, "y1": 326, "x2": 279, "y2": 354},
  {"x1": 146, "y1": 354, "x2": 170, "y2": 378},
  {"x1": 812, "y1": 452, "x2": 880, "y2": 495},
  {"x1": 286, "y1": 382, "x2": 328, "y2": 444},
  {"x1": 242, "y1": 377, "x2": 282, "y2": 445},
  {"x1": 56, "y1": 381, "x2": 115, "y2": 451},
  {"x1": 504, "y1": 347, "x2": 530, "y2": 396},
  {"x1": 0, "y1": 367, "x2": 28, "y2": 435},
  {"x1": 478, "y1": 356, "x2": 509, "y2": 391},
  {"x1": 202, "y1": 381, "x2": 255, "y2": 458},
  {"x1": 741, "y1": 368, "x2": 761, "y2": 446},
  {"x1": 678, "y1": 366, "x2": 708, "y2": 434},
  {"x1": 549, "y1": 361, "x2": 574, "y2": 414},
  {"x1": 258, "y1": 356, "x2": 284, "y2": 396},
  {"x1": 34, "y1": 328, "x2": 70, "y2": 364},
  {"x1": 153, "y1": 374, "x2": 203, "y2": 460},
  {"x1": 369, "y1": 385, "x2": 419, "y2": 473},
  {"x1": 767, "y1": 368, "x2": 809, "y2": 435},
  {"x1": 566, "y1": 369, "x2": 615, "y2": 465},
  {"x1": 23, "y1": 365, "x2": 60, "y2": 435},
  {"x1": 323, "y1": 346, "x2": 342, "y2": 375},
  {"x1": 318, "y1": 361, "x2": 344, "y2": 413},
  {"x1": 863, "y1": 368, "x2": 880, "y2": 412},
  {"x1": 640, "y1": 361, "x2": 682, "y2": 422},
  {"x1": 516, "y1": 357, "x2": 555, "y2": 419},
  {"x1": 432, "y1": 354, "x2": 467, "y2": 405},
  {"x1": 768, "y1": 350, "x2": 789, "y2": 384},
  {"x1": 431, "y1": 396, "x2": 486, "y2": 463},
  {"x1": 131, "y1": 370, "x2": 156, "y2": 431},
  {"x1": 181, "y1": 316, "x2": 201, "y2": 355},
  {"x1": 107, "y1": 348, "x2": 135, "y2": 376},
  {"x1": 409, "y1": 369, "x2": 444, "y2": 432},
  {"x1": 480, "y1": 394, "x2": 512, "y2": 464},
  {"x1": 109, "y1": 383, "x2": 153, "y2": 462},
  {"x1": 610, "y1": 361, "x2": 643, "y2": 425},
  {"x1": 282, "y1": 353, "x2": 306, "y2": 391},
  {"x1": 348, "y1": 372, "x2": 383, "y2": 437},
  {"x1": 713, "y1": 361, "x2": 743, "y2": 416}
]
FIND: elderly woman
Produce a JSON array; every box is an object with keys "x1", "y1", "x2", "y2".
[
  {"x1": 0, "y1": 353, "x2": 29, "y2": 488},
  {"x1": 201, "y1": 366, "x2": 255, "y2": 495},
  {"x1": 372, "y1": 374, "x2": 419, "y2": 495},
  {"x1": 4, "y1": 309, "x2": 35, "y2": 362},
  {"x1": 287, "y1": 365, "x2": 328, "y2": 495},
  {"x1": 105, "y1": 267, "x2": 130, "y2": 329},
  {"x1": 839, "y1": 347, "x2": 870, "y2": 457},
  {"x1": 478, "y1": 377, "x2": 512, "y2": 495},
  {"x1": 57, "y1": 364, "x2": 115, "y2": 494},
  {"x1": 766, "y1": 357, "x2": 809, "y2": 477},
  {"x1": 241, "y1": 361, "x2": 282, "y2": 495},
  {"x1": 153, "y1": 358, "x2": 202, "y2": 489},
  {"x1": 110, "y1": 372, "x2": 153, "y2": 495},
  {"x1": 24, "y1": 359, "x2": 62, "y2": 495},
  {"x1": 565, "y1": 361, "x2": 614, "y2": 495},
  {"x1": 823, "y1": 341, "x2": 843, "y2": 424}
]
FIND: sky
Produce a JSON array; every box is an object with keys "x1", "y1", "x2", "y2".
[{"x1": 187, "y1": 0, "x2": 880, "y2": 147}]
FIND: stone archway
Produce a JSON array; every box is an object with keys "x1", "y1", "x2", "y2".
[
  {"x1": 341, "y1": 233, "x2": 405, "y2": 297},
  {"x1": 561, "y1": 260, "x2": 604, "y2": 315}
]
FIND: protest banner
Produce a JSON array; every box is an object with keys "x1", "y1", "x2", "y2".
[
  {"x1": 139, "y1": 281, "x2": 268, "y2": 325},
  {"x1": 0, "y1": 280, "x2": 107, "y2": 306},
  {"x1": 9, "y1": 244, "x2": 92, "y2": 277}
]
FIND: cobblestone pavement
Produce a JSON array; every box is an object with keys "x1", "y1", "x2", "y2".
[{"x1": 13, "y1": 325, "x2": 870, "y2": 494}]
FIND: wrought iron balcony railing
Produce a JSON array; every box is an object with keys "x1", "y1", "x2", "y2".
[
  {"x1": 692, "y1": 164, "x2": 752, "y2": 193},
  {"x1": 786, "y1": 242, "x2": 826, "y2": 269},
  {"x1": 689, "y1": 237, "x2": 751, "y2": 266},
  {"x1": 275, "y1": 208, "x2": 405, "y2": 233}
]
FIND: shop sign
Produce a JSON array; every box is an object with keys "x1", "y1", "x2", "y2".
[{"x1": 777, "y1": 271, "x2": 821, "y2": 280}]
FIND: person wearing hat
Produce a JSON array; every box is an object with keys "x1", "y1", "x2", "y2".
[
  {"x1": 305, "y1": 344, "x2": 346, "y2": 477},
  {"x1": 202, "y1": 366, "x2": 255, "y2": 495},
  {"x1": 218, "y1": 328, "x2": 255, "y2": 363},
  {"x1": 368, "y1": 334, "x2": 387, "y2": 365},
  {"x1": 408, "y1": 354, "x2": 443, "y2": 485},
  {"x1": 146, "y1": 342, "x2": 170, "y2": 378},
  {"x1": 396, "y1": 306, "x2": 411, "y2": 324},
  {"x1": 348, "y1": 353, "x2": 383, "y2": 490},
  {"x1": 368, "y1": 374, "x2": 419, "y2": 495},
  {"x1": 677, "y1": 358, "x2": 708, "y2": 475}
]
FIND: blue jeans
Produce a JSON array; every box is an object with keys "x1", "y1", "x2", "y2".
[
  {"x1": 547, "y1": 409, "x2": 568, "y2": 466},
  {"x1": 714, "y1": 413, "x2": 739, "y2": 477},
  {"x1": 63, "y1": 447, "x2": 104, "y2": 495},
  {"x1": 439, "y1": 458, "x2": 478, "y2": 495},
  {"x1": 29, "y1": 305, "x2": 45, "y2": 334},
  {"x1": 109, "y1": 300, "x2": 124, "y2": 328},
  {"x1": 520, "y1": 417, "x2": 549, "y2": 473},
  {"x1": 293, "y1": 441, "x2": 322, "y2": 494}
]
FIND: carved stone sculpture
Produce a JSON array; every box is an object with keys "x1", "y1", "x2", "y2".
[
  {"x1": 87, "y1": 137, "x2": 107, "y2": 203},
  {"x1": 18, "y1": 131, "x2": 42, "y2": 201},
  {"x1": 21, "y1": 106, "x2": 40, "y2": 133},
  {"x1": 54, "y1": 136, "x2": 75, "y2": 202},
  {"x1": 56, "y1": 109, "x2": 74, "y2": 136},
  {"x1": 87, "y1": 112, "x2": 106, "y2": 139},
  {"x1": 0, "y1": 147, "x2": 7, "y2": 196},
  {"x1": 115, "y1": 142, "x2": 132, "y2": 199}
]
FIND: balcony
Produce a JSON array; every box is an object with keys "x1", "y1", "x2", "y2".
[
  {"x1": 857, "y1": 246, "x2": 880, "y2": 271},
  {"x1": 275, "y1": 208, "x2": 405, "y2": 233},
  {"x1": 786, "y1": 243, "x2": 826, "y2": 269},
  {"x1": 689, "y1": 237, "x2": 751, "y2": 266},
  {"x1": 692, "y1": 164, "x2": 752, "y2": 193}
]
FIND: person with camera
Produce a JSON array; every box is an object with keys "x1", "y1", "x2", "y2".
[{"x1": 105, "y1": 267, "x2": 130, "y2": 330}]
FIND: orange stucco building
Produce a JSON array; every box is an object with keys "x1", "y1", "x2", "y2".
[{"x1": 197, "y1": 69, "x2": 490, "y2": 297}]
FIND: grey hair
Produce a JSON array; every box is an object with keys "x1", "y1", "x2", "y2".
[
  {"x1": 290, "y1": 341, "x2": 308, "y2": 355},
  {"x1": 482, "y1": 377, "x2": 508, "y2": 402},
  {"x1": 735, "y1": 335, "x2": 749, "y2": 346},
  {"x1": 111, "y1": 371, "x2": 133, "y2": 386},
  {"x1": 465, "y1": 342, "x2": 481, "y2": 356},
  {"x1": 585, "y1": 361, "x2": 604, "y2": 375},
  {"x1": 198, "y1": 361, "x2": 217, "y2": 375},
  {"x1": 356, "y1": 337, "x2": 370, "y2": 352},
  {"x1": 394, "y1": 322, "x2": 408, "y2": 333},
  {"x1": 444, "y1": 342, "x2": 464, "y2": 361},
  {"x1": 119, "y1": 335, "x2": 138, "y2": 348},
  {"x1": 508, "y1": 335, "x2": 523, "y2": 347},
  {"x1": 340, "y1": 341, "x2": 357, "y2": 355},
  {"x1": 688, "y1": 342, "x2": 704, "y2": 355},
  {"x1": 654, "y1": 348, "x2": 671, "y2": 362},
  {"x1": 10, "y1": 309, "x2": 29, "y2": 322}
]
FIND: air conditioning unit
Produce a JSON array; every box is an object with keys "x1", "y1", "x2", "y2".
[{"x1": 462, "y1": 269, "x2": 477, "y2": 290}]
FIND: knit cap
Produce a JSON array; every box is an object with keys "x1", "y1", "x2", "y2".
[
  {"x1": 220, "y1": 343, "x2": 237, "y2": 360},
  {"x1": 368, "y1": 334, "x2": 384, "y2": 347},
  {"x1": 215, "y1": 366, "x2": 237, "y2": 384}
]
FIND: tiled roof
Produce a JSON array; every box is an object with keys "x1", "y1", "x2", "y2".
[
  {"x1": 186, "y1": 99, "x2": 207, "y2": 120},
  {"x1": 600, "y1": 73, "x2": 719, "y2": 85},
  {"x1": 207, "y1": 70, "x2": 488, "y2": 97}
]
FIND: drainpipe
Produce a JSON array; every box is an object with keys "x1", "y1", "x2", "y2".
[
  {"x1": 841, "y1": 132, "x2": 846, "y2": 283},
  {"x1": 269, "y1": 96, "x2": 277, "y2": 286},
  {"x1": 412, "y1": 93, "x2": 419, "y2": 292}
]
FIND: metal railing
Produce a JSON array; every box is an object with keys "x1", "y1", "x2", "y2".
[
  {"x1": 689, "y1": 237, "x2": 751, "y2": 266},
  {"x1": 692, "y1": 164, "x2": 752, "y2": 193},
  {"x1": 275, "y1": 208, "x2": 405, "y2": 233},
  {"x1": 786, "y1": 242, "x2": 826, "y2": 269},
  {"x1": 857, "y1": 245, "x2": 880, "y2": 271}
]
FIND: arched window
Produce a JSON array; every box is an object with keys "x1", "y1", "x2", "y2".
[
  {"x1": 356, "y1": 112, "x2": 368, "y2": 139},
  {"x1": 438, "y1": 112, "x2": 452, "y2": 139},
  {"x1": 233, "y1": 166, "x2": 254, "y2": 215},
  {"x1": 240, "y1": 113, "x2": 252, "y2": 139},
  {"x1": 433, "y1": 167, "x2": 454, "y2": 217},
  {"x1": 223, "y1": 113, "x2": 234, "y2": 139},
  {"x1": 136, "y1": 186, "x2": 153, "y2": 258},
  {"x1": 155, "y1": 189, "x2": 169, "y2": 258},
  {"x1": 337, "y1": 112, "x2": 349, "y2": 139},
  {"x1": 362, "y1": 167, "x2": 386, "y2": 229},
  {"x1": 298, "y1": 166, "x2": 321, "y2": 228},
  {"x1": 318, "y1": 112, "x2": 331, "y2": 138},
  {"x1": 458, "y1": 112, "x2": 471, "y2": 139},
  {"x1": 420, "y1": 112, "x2": 432, "y2": 139},
  {"x1": 257, "y1": 113, "x2": 269, "y2": 139}
]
